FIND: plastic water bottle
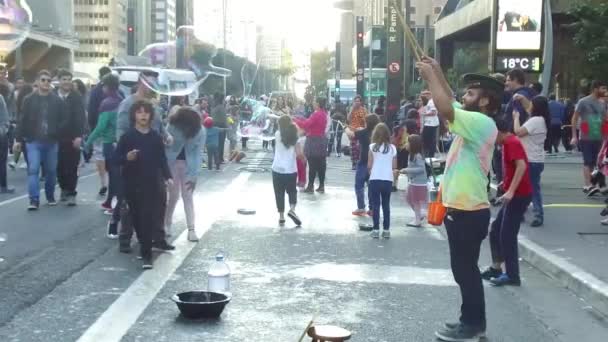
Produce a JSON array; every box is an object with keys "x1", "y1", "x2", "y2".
[{"x1": 208, "y1": 252, "x2": 231, "y2": 295}]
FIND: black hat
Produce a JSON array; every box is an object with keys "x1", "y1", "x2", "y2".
[{"x1": 462, "y1": 73, "x2": 505, "y2": 94}]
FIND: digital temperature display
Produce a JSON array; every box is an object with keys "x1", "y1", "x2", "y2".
[{"x1": 495, "y1": 55, "x2": 542, "y2": 72}]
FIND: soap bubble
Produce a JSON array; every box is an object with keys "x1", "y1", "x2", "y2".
[
  {"x1": 238, "y1": 98, "x2": 279, "y2": 141},
  {"x1": 0, "y1": 0, "x2": 32, "y2": 54},
  {"x1": 137, "y1": 26, "x2": 231, "y2": 97}
]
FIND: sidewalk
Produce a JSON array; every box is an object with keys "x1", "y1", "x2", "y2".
[{"x1": 507, "y1": 151, "x2": 608, "y2": 317}]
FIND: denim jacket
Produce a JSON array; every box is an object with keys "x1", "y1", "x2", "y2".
[{"x1": 165, "y1": 124, "x2": 205, "y2": 182}]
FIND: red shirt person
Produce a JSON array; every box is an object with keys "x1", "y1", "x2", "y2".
[{"x1": 482, "y1": 118, "x2": 532, "y2": 287}]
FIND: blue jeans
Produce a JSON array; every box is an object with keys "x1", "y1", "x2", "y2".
[
  {"x1": 490, "y1": 196, "x2": 531, "y2": 281},
  {"x1": 355, "y1": 163, "x2": 370, "y2": 210},
  {"x1": 369, "y1": 180, "x2": 392, "y2": 230},
  {"x1": 26, "y1": 141, "x2": 58, "y2": 202},
  {"x1": 528, "y1": 162, "x2": 544, "y2": 220}
]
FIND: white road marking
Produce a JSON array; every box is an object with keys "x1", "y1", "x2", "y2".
[
  {"x1": 0, "y1": 173, "x2": 97, "y2": 208},
  {"x1": 287, "y1": 263, "x2": 456, "y2": 287},
  {"x1": 76, "y1": 154, "x2": 261, "y2": 342}
]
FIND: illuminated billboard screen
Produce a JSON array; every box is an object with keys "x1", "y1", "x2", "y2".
[{"x1": 496, "y1": 0, "x2": 543, "y2": 50}]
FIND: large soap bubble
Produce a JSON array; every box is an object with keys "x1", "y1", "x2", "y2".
[
  {"x1": 0, "y1": 0, "x2": 32, "y2": 54},
  {"x1": 137, "y1": 25, "x2": 231, "y2": 97},
  {"x1": 238, "y1": 98, "x2": 281, "y2": 141}
]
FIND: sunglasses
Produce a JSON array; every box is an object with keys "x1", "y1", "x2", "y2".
[{"x1": 39, "y1": 78, "x2": 51, "y2": 83}]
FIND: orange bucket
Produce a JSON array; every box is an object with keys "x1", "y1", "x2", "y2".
[{"x1": 427, "y1": 189, "x2": 446, "y2": 226}]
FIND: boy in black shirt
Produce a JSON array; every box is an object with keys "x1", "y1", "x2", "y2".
[{"x1": 116, "y1": 100, "x2": 173, "y2": 269}]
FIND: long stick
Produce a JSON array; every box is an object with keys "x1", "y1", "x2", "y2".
[
  {"x1": 390, "y1": 0, "x2": 425, "y2": 61},
  {"x1": 297, "y1": 315, "x2": 316, "y2": 342}
]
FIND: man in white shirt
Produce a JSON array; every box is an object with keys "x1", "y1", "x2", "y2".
[{"x1": 421, "y1": 90, "x2": 440, "y2": 158}]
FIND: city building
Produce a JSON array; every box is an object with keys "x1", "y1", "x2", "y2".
[
  {"x1": 434, "y1": 0, "x2": 597, "y2": 99},
  {"x1": 73, "y1": 0, "x2": 128, "y2": 63},
  {"x1": 151, "y1": 0, "x2": 177, "y2": 43},
  {"x1": 3, "y1": 0, "x2": 79, "y2": 80},
  {"x1": 193, "y1": 0, "x2": 257, "y2": 62},
  {"x1": 176, "y1": 0, "x2": 194, "y2": 27},
  {"x1": 256, "y1": 26, "x2": 284, "y2": 70}
]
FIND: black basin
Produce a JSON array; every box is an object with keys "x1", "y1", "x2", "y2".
[{"x1": 172, "y1": 291, "x2": 231, "y2": 319}]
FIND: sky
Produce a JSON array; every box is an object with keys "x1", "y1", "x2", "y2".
[{"x1": 194, "y1": 0, "x2": 341, "y2": 52}]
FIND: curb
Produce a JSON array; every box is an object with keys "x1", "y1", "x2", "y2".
[{"x1": 518, "y1": 236, "x2": 608, "y2": 318}]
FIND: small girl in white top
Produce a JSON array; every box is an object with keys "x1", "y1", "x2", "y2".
[
  {"x1": 368, "y1": 123, "x2": 397, "y2": 239},
  {"x1": 271, "y1": 115, "x2": 304, "y2": 227}
]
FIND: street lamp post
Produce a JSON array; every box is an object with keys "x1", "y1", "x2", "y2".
[
  {"x1": 223, "y1": 0, "x2": 227, "y2": 96},
  {"x1": 367, "y1": 4, "x2": 373, "y2": 109}
]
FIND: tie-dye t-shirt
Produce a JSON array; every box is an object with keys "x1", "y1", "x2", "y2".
[{"x1": 442, "y1": 103, "x2": 497, "y2": 211}]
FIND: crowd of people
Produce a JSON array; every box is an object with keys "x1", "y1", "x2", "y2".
[{"x1": 0, "y1": 56, "x2": 607, "y2": 340}]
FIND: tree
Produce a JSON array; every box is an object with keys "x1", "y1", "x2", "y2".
[
  {"x1": 310, "y1": 48, "x2": 334, "y2": 94},
  {"x1": 568, "y1": 2, "x2": 608, "y2": 77}
]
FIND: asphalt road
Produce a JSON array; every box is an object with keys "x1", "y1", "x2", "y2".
[{"x1": 0, "y1": 149, "x2": 607, "y2": 341}]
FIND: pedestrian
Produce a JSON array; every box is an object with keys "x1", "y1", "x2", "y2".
[
  {"x1": 203, "y1": 117, "x2": 222, "y2": 171},
  {"x1": 272, "y1": 115, "x2": 303, "y2": 227},
  {"x1": 165, "y1": 107, "x2": 204, "y2": 242},
  {"x1": 211, "y1": 93, "x2": 228, "y2": 163},
  {"x1": 0, "y1": 83, "x2": 15, "y2": 194},
  {"x1": 9, "y1": 84, "x2": 33, "y2": 169},
  {"x1": 400, "y1": 134, "x2": 427, "y2": 227},
  {"x1": 420, "y1": 90, "x2": 440, "y2": 158},
  {"x1": 294, "y1": 97, "x2": 329, "y2": 194},
  {"x1": 88, "y1": 67, "x2": 113, "y2": 197},
  {"x1": 328, "y1": 105, "x2": 345, "y2": 157},
  {"x1": 115, "y1": 100, "x2": 174, "y2": 269},
  {"x1": 227, "y1": 105, "x2": 239, "y2": 156},
  {"x1": 367, "y1": 122, "x2": 397, "y2": 239},
  {"x1": 345, "y1": 114, "x2": 380, "y2": 216},
  {"x1": 482, "y1": 118, "x2": 532, "y2": 287},
  {"x1": 296, "y1": 131, "x2": 307, "y2": 189},
  {"x1": 513, "y1": 95, "x2": 550, "y2": 227},
  {"x1": 347, "y1": 95, "x2": 368, "y2": 170},
  {"x1": 417, "y1": 58, "x2": 501, "y2": 341},
  {"x1": 547, "y1": 94, "x2": 565, "y2": 154},
  {"x1": 116, "y1": 73, "x2": 172, "y2": 253},
  {"x1": 84, "y1": 73, "x2": 122, "y2": 237},
  {"x1": 570, "y1": 80, "x2": 608, "y2": 193},
  {"x1": 14, "y1": 70, "x2": 66, "y2": 210},
  {"x1": 55, "y1": 69, "x2": 86, "y2": 206}
]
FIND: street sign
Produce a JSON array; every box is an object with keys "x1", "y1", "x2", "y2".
[
  {"x1": 357, "y1": 75, "x2": 364, "y2": 81},
  {"x1": 389, "y1": 62, "x2": 400, "y2": 74}
]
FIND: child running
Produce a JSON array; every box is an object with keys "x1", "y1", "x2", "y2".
[
  {"x1": 271, "y1": 115, "x2": 303, "y2": 227},
  {"x1": 401, "y1": 134, "x2": 428, "y2": 227},
  {"x1": 368, "y1": 123, "x2": 397, "y2": 239},
  {"x1": 116, "y1": 100, "x2": 173, "y2": 269}
]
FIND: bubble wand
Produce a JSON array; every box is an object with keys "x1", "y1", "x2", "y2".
[{"x1": 390, "y1": 0, "x2": 425, "y2": 62}]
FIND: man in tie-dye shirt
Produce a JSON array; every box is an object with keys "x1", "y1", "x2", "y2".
[{"x1": 417, "y1": 57, "x2": 501, "y2": 342}]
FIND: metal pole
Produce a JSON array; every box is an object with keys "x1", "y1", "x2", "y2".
[
  {"x1": 222, "y1": 0, "x2": 227, "y2": 96},
  {"x1": 539, "y1": 0, "x2": 553, "y2": 96},
  {"x1": 367, "y1": 4, "x2": 373, "y2": 109}
]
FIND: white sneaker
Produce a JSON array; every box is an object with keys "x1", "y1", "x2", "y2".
[
  {"x1": 187, "y1": 229, "x2": 199, "y2": 242},
  {"x1": 106, "y1": 233, "x2": 119, "y2": 240},
  {"x1": 602, "y1": 218, "x2": 608, "y2": 226}
]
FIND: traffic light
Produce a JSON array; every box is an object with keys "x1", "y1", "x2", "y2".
[
  {"x1": 356, "y1": 16, "x2": 364, "y2": 96},
  {"x1": 127, "y1": 7, "x2": 135, "y2": 55}
]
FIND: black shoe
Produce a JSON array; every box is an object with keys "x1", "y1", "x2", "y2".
[
  {"x1": 601, "y1": 207, "x2": 608, "y2": 217},
  {"x1": 141, "y1": 255, "x2": 153, "y2": 270},
  {"x1": 67, "y1": 195, "x2": 77, "y2": 206},
  {"x1": 392, "y1": 186, "x2": 398, "y2": 192},
  {"x1": 530, "y1": 218, "x2": 543, "y2": 227},
  {"x1": 60, "y1": 191, "x2": 68, "y2": 202},
  {"x1": 587, "y1": 187, "x2": 601, "y2": 197},
  {"x1": 315, "y1": 187, "x2": 325, "y2": 194},
  {"x1": 279, "y1": 219, "x2": 286, "y2": 226},
  {"x1": 27, "y1": 200, "x2": 39, "y2": 211},
  {"x1": 480, "y1": 266, "x2": 502, "y2": 280},
  {"x1": 98, "y1": 186, "x2": 108, "y2": 196},
  {"x1": 0, "y1": 187, "x2": 15, "y2": 194},
  {"x1": 119, "y1": 244, "x2": 133, "y2": 254},
  {"x1": 152, "y1": 240, "x2": 176, "y2": 252},
  {"x1": 288, "y1": 210, "x2": 302, "y2": 226},
  {"x1": 435, "y1": 323, "x2": 485, "y2": 341},
  {"x1": 303, "y1": 187, "x2": 314, "y2": 194},
  {"x1": 107, "y1": 221, "x2": 118, "y2": 236}
]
